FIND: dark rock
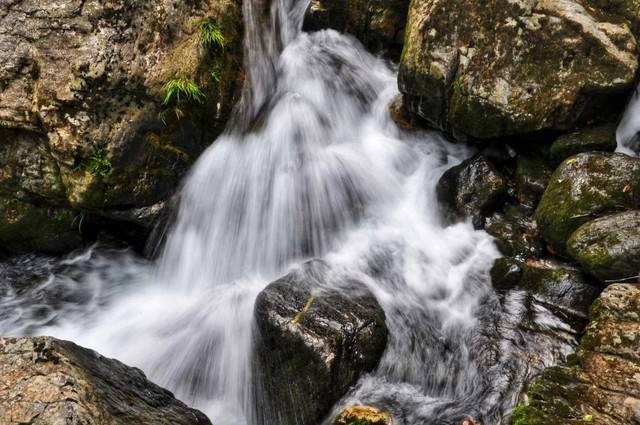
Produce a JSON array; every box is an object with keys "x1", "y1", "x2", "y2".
[
  {"x1": 567, "y1": 210, "x2": 640, "y2": 283},
  {"x1": 514, "y1": 156, "x2": 552, "y2": 207},
  {"x1": 398, "y1": 0, "x2": 638, "y2": 139},
  {"x1": 303, "y1": 0, "x2": 409, "y2": 59},
  {"x1": 492, "y1": 258, "x2": 600, "y2": 319},
  {"x1": 436, "y1": 155, "x2": 508, "y2": 228},
  {"x1": 549, "y1": 124, "x2": 618, "y2": 165},
  {"x1": 485, "y1": 206, "x2": 544, "y2": 259},
  {"x1": 0, "y1": 336, "x2": 211, "y2": 425},
  {"x1": 535, "y1": 153, "x2": 640, "y2": 255},
  {"x1": 254, "y1": 260, "x2": 388, "y2": 425},
  {"x1": 510, "y1": 284, "x2": 640, "y2": 425}
]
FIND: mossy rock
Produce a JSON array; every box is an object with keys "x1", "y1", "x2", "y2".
[
  {"x1": 398, "y1": 0, "x2": 637, "y2": 139},
  {"x1": 514, "y1": 155, "x2": 552, "y2": 207},
  {"x1": 549, "y1": 124, "x2": 618, "y2": 165},
  {"x1": 535, "y1": 153, "x2": 640, "y2": 255},
  {"x1": 510, "y1": 284, "x2": 640, "y2": 425},
  {"x1": 567, "y1": 210, "x2": 640, "y2": 282},
  {"x1": 436, "y1": 154, "x2": 508, "y2": 228},
  {"x1": 0, "y1": 198, "x2": 82, "y2": 253}
]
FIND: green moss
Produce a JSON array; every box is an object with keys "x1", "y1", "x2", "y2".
[{"x1": 511, "y1": 405, "x2": 552, "y2": 425}]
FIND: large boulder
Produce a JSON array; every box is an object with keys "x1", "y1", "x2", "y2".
[
  {"x1": 398, "y1": 0, "x2": 638, "y2": 139},
  {"x1": 436, "y1": 154, "x2": 508, "y2": 228},
  {"x1": 303, "y1": 0, "x2": 409, "y2": 59},
  {"x1": 567, "y1": 210, "x2": 640, "y2": 282},
  {"x1": 549, "y1": 124, "x2": 618, "y2": 165},
  {"x1": 510, "y1": 284, "x2": 640, "y2": 425},
  {"x1": 485, "y1": 206, "x2": 545, "y2": 260},
  {"x1": 0, "y1": 0, "x2": 243, "y2": 252},
  {"x1": 0, "y1": 336, "x2": 211, "y2": 425},
  {"x1": 535, "y1": 153, "x2": 640, "y2": 255},
  {"x1": 254, "y1": 261, "x2": 388, "y2": 425}
]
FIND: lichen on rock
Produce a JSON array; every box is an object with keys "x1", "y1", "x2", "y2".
[{"x1": 398, "y1": 0, "x2": 639, "y2": 139}]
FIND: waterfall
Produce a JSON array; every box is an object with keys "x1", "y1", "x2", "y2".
[
  {"x1": 617, "y1": 84, "x2": 640, "y2": 155},
  {"x1": 0, "y1": 0, "x2": 582, "y2": 423}
]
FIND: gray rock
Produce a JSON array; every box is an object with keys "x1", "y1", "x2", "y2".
[
  {"x1": 567, "y1": 210, "x2": 640, "y2": 282},
  {"x1": 0, "y1": 336, "x2": 212, "y2": 425},
  {"x1": 254, "y1": 260, "x2": 388, "y2": 425}
]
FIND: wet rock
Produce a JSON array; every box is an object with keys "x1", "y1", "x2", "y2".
[
  {"x1": 567, "y1": 210, "x2": 640, "y2": 283},
  {"x1": 303, "y1": 0, "x2": 409, "y2": 59},
  {"x1": 0, "y1": 0, "x2": 243, "y2": 251},
  {"x1": 535, "y1": 153, "x2": 640, "y2": 255},
  {"x1": 0, "y1": 336, "x2": 211, "y2": 425},
  {"x1": 332, "y1": 405, "x2": 393, "y2": 425},
  {"x1": 485, "y1": 206, "x2": 544, "y2": 259},
  {"x1": 492, "y1": 258, "x2": 600, "y2": 319},
  {"x1": 436, "y1": 155, "x2": 508, "y2": 228},
  {"x1": 514, "y1": 156, "x2": 552, "y2": 207},
  {"x1": 549, "y1": 124, "x2": 618, "y2": 165},
  {"x1": 399, "y1": 0, "x2": 638, "y2": 139},
  {"x1": 510, "y1": 284, "x2": 640, "y2": 425},
  {"x1": 254, "y1": 261, "x2": 388, "y2": 425}
]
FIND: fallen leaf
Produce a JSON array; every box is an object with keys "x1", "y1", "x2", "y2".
[{"x1": 623, "y1": 184, "x2": 632, "y2": 193}]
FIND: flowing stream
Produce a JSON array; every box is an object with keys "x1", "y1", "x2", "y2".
[{"x1": 0, "y1": 0, "x2": 592, "y2": 423}]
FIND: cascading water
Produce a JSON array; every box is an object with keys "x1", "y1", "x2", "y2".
[
  {"x1": 0, "y1": 0, "x2": 585, "y2": 423},
  {"x1": 617, "y1": 83, "x2": 640, "y2": 155}
]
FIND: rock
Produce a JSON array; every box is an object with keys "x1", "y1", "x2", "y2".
[
  {"x1": 510, "y1": 284, "x2": 640, "y2": 425},
  {"x1": 567, "y1": 210, "x2": 640, "y2": 283},
  {"x1": 549, "y1": 124, "x2": 618, "y2": 165},
  {"x1": 398, "y1": 0, "x2": 638, "y2": 139},
  {"x1": 514, "y1": 156, "x2": 552, "y2": 207},
  {"x1": 332, "y1": 405, "x2": 393, "y2": 425},
  {"x1": 254, "y1": 260, "x2": 388, "y2": 425},
  {"x1": 303, "y1": 0, "x2": 409, "y2": 59},
  {"x1": 436, "y1": 155, "x2": 508, "y2": 228},
  {"x1": 0, "y1": 198, "x2": 81, "y2": 254},
  {"x1": 485, "y1": 206, "x2": 544, "y2": 259},
  {"x1": 0, "y1": 0, "x2": 243, "y2": 252},
  {"x1": 535, "y1": 153, "x2": 640, "y2": 255},
  {"x1": 492, "y1": 258, "x2": 600, "y2": 320},
  {"x1": 0, "y1": 336, "x2": 211, "y2": 425}
]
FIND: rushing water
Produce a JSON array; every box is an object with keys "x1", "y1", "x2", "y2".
[
  {"x1": 618, "y1": 84, "x2": 640, "y2": 155},
  {"x1": 0, "y1": 0, "x2": 589, "y2": 424}
]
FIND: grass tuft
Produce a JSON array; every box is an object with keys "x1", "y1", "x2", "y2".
[
  {"x1": 163, "y1": 78, "x2": 207, "y2": 106},
  {"x1": 199, "y1": 18, "x2": 225, "y2": 50},
  {"x1": 87, "y1": 148, "x2": 112, "y2": 178}
]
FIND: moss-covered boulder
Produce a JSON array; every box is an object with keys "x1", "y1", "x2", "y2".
[
  {"x1": 303, "y1": 0, "x2": 409, "y2": 59},
  {"x1": 332, "y1": 405, "x2": 393, "y2": 425},
  {"x1": 0, "y1": 0, "x2": 243, "y2": 252},
  {"x1": 491, "y1": 258, "x2": 600, "y2": 319},
  {"x1": 535, "y1": 153, "x2": 640, "y2": 255},
  {"x1": 549, "y1": 124, "x2": 618, "y2": 165},
  {"x1": 510, "y1": 284, "x2": 640, "y2": 425},
  {"x1": 436, "y1": 155, "x2": 508, "y2": 228},
  {"x1": 398, "y1": 0, "x2": 638, "y2": 139},
  {"x1": 0, "y1": 336, "x2": 211, "y2": 425},
  {"x1": 254, "y1": 261, "x2": 388, "y2": 425},
  {"x1": 567, "y1": 210, "x2": 640, "y2": 283}
]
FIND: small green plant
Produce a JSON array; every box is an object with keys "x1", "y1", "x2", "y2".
[
  {"x1": 162, "y1": 78, "x2": 207, "y2": 107},
  {"x1": 199, "y1": 18, "x2": 225, "y2": 50},
  {"x1": 453, "y1": 79, "x2": 466, "y2": 96},
  {"x1": 87, "y1": 148, "x2": 112, "y2": 178},
  {"x1": 72, "y1": 210, "x2": 87, "y2": 233}
]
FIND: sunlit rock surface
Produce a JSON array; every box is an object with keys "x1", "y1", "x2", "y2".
[
  {"x1": 254, "y1": 260, "x2": 388, "y2": 425},
  {"x1": 0, "y1": 336, "x2": 211, "y2": 425},
  {"x1": 399, "y1": 0, "x2": 639, "y2": 138},
  {"x1": 511, "y1": 284, "x2": 640, "y2": 425},
  {"x1": 0, "y1": 0, "x2": 243, "y2": 252}
]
